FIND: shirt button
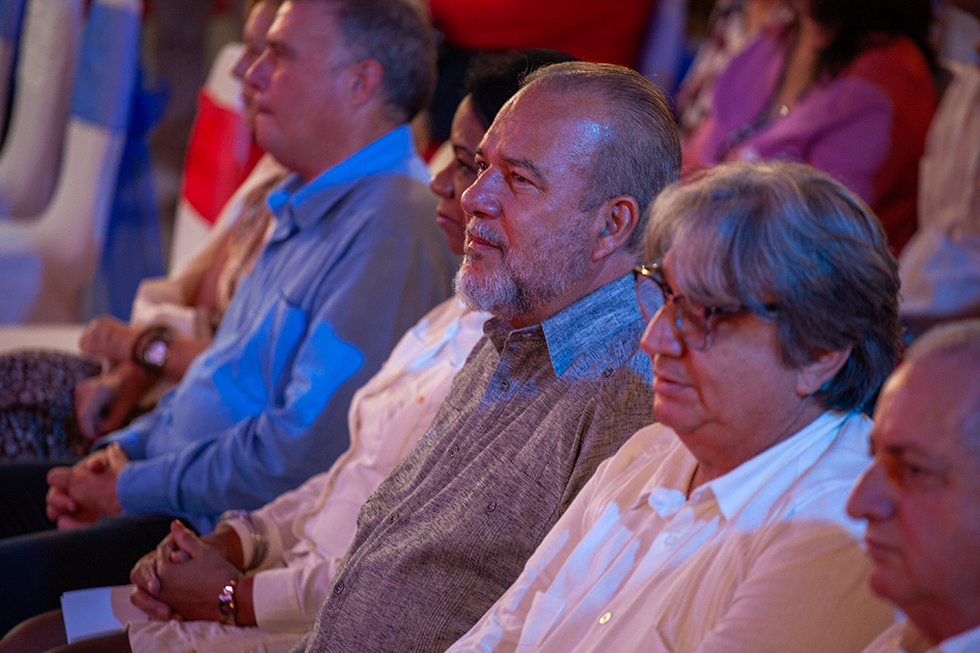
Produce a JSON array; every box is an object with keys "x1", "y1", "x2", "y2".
[
  {"x1": 334, "y1": 581, "x2": 345, "y2": 595},
  {"x1": 449, "y1": 445, "x2": 459, "y2": 458},
  {"x1": 389, "y1": 513, "x2": 399, "y2": 523},
  {"x1": 497, "y1": 380, "x2": 510, "y2": 392},
  {"x1": 486, "y1": 501, "x2": 496, "y2": 513},
  {"x1": 598, "y1": 612, "x2": 612, "y2": 625}
]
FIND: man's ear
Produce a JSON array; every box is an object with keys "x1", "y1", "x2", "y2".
[
  {"x1": 796, "y1": 347, "x2": 852, "y2": 397},
  {"x1": 348, "y1": 59, "x2": 384, "y2": 108},
  {"x1": 592, "y1": 195, "x2": 639, "y2": 262}
]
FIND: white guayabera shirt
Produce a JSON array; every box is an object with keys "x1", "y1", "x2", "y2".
[{"x1": 449, "y1": 412, "x2": 896, "y2": 653}]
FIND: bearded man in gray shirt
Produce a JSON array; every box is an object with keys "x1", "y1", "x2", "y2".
[{"x1": 298, "y1": 61, "x2": 682, "y2": 653}]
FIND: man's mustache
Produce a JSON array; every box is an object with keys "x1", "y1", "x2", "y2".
[{"x1": 465, "y1": 223, "x2": 506, "y2": 249}]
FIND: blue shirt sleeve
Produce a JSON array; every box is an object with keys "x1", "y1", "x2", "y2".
[
  {"x1": 115, "y1": 319, "x2": 364, "y2": 532},
  {"x1": 97, "y1": 391, "x2": 172, "y2": 460}
]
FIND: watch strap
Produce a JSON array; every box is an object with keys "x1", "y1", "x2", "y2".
[
  {"x1": 218, "y1": 575, "x2": 243, "y2": 625},
  {"x1": 132, "y1": 325, "x2": 174, "y2": 375}
]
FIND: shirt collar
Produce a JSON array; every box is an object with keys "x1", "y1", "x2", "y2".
[
  {"x1": 482, "y1": 274, "x2": 642, "y2": 376},
  {"x1": 634, "y1": 412, "x2": 850, "y2": 521},
  {"x1": 543, "y1": 274, "x2": 642, "y2": 376},
  {"x1": 701, "y1": 411, "x2": 848, "y2": 519},
  {"x1": 266, "y1": 124, "x2": 425, "y2": 234},
  {"x1": 935, "y1": 622, "x2": 980, "y2": 653}
]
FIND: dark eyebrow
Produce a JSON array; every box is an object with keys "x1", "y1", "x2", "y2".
[
  {"x1": 452, "y1": 144, "x2": 475, "y2": 159},
  {"x1": 501, "y1": 156, "x2": 547, "y2": 186},
  {"x1": 265, "y1": 37, "x2": 294, "y2": 58},
  {"x1": 473, "y1": 147, "x2": 549, "y2": 188},
  {"x1": 881, "y1": 442, "x2": 948, "y2": 468}
]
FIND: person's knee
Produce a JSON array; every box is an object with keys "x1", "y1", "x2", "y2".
[{"x1": 0, "y1": 609, "x2": 66, "y2": 653}]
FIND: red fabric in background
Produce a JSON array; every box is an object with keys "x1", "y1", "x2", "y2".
[
  {"x1": 141, "y1": 0, "x2": 233, "y2": 17},
  {"x1": 182, "y1": 90, "x2": 262, "y2": 224},
  {"x1": 429, "y1": 0, "x2": 656, "y2": 67}
]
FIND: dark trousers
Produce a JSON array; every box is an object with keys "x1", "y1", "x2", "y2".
[{"x1": 0, "y1": 461, "x2": 176, "y2": 636}]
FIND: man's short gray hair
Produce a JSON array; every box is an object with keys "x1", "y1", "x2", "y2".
[
  {"x1": 520, "y1": 62, "x2": 681, "y2": 255},
  {"x1": 644, "y1": 161, "x2": 901, "y2": 412},
  {"x1": 308, "y1": 0, "x2": 435, "y2": 123}
]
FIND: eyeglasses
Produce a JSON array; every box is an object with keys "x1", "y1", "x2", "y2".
[{"x1": 633, "y1": 261, "x2": 778, "y2": 351}]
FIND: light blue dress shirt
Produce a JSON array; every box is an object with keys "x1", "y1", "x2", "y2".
[{"x1": 102, "y1": 125, "x2": 456, "y2": 531}]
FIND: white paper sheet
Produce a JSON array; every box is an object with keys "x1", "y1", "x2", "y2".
[{"x1": 61, "y1": 584, "x2": 147, "y2": 643}]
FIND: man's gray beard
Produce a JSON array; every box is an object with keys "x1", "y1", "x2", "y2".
[
  {"x1": 455, "y1": 253, "x2": 530, "y2": 321},
  {"x1": 454, "y1": 232, "x2": 590, "y2": 322}
]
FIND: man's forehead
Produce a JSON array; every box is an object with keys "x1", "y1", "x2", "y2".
[
  {"x1": 875, "y1": 358, "x2": 976, "y2": 458},
  {"x1": 504, "y1": 85, "x2": 606, "y2": 128},
  {"x1": 480, "y1": 88, "x2": 607, "y2": 163},
  {"x1": 268, "y1": 1, "x2": 339, "y2": 48}
]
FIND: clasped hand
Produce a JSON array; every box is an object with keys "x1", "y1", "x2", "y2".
[
  {"x1": 45, "y1": 443, "x2": 129, "y2": 529},
  {"x1": 78, "y1": 316, "x2": 139, "y2": 364},
  {"x1": 130, "y1": 520, "x2": 241, "y2": 622}
]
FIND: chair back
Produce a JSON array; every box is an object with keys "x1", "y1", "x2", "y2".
[
  {"x1": 0, "y1": 0, "x2": 29, "y2": 140},
  {"x1": 0, "y1": 0, "x2": 83, "y2": 216},
  {"x1": 0, "y1": 0, "x2": 140, "y2": 323}
]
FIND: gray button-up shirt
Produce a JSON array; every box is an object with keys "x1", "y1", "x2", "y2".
[{"x1": 299, "y1": 274, "x2": 656, "y2": 652}]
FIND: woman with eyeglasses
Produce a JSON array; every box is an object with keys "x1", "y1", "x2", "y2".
[{"x1": 446, "y1": 161, "x2": 900, "y2": 653}]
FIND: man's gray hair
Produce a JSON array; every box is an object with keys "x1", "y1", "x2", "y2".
[
  {"x1": 902, "y1": 319, "x2": 980, "y2": 453},
  {"x1": 644, "y1": 161, "x2": 901, "y2": 412},
  {"x1": 307, "y1": 0, "x2": 435, "y2": 123},
  {"x1": 520, "y1": 62, "x2": 681, "y2": 255}
]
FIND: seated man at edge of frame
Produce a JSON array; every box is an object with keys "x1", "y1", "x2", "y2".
[{"x1": 849, "y1": 319, "x2": 980, "y2": 653}]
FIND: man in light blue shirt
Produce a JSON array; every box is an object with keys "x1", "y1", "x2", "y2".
[{"x1": 0, "y1": 0, "x2": 455, "y2": 630}]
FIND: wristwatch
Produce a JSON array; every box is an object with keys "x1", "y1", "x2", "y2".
[
  {"x1": 218, "y1": 575, "x2": 243, "y2": 625},
  {"x1": 132, "y1": 325, "x2": 173, "y2": 375}
]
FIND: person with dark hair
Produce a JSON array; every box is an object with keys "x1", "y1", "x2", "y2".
[
  {"x1": 424, "y1": 0, "x2": 654, "y2": 142},
  {"x1": 683, "y1": 0, "x2": 937, "y2": 254},
  {"x1": 0, "y1": 0, "x2": 457, "y2": 639},
  {"x1": 297, "y1": 61, "x2": 680, "y2": 653},
  {"x1": 432, "y1": 49, "x2": 577, "y2": 253},
  {"x1": 448, "y1": 161, "x2": 899, "y2": 653}
]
